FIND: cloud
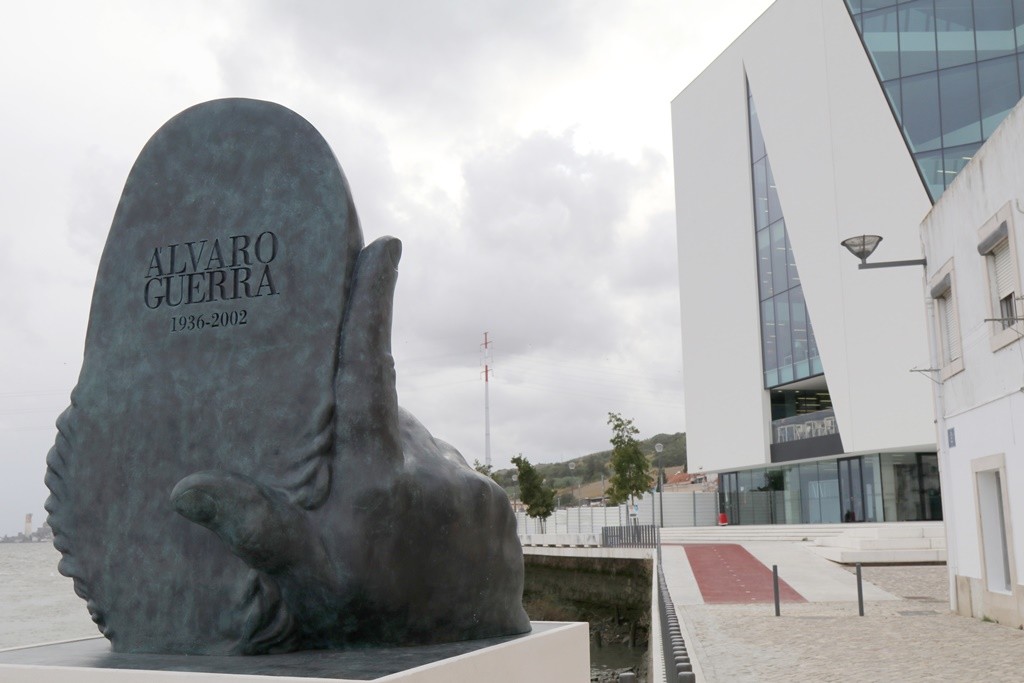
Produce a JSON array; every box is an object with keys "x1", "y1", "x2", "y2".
[
  {"x1": 0, "y1": 0, "x2": 778, "y2": 535},
  {"x1": 245, "y1": 0, "x2": 611, "y2": 127}
]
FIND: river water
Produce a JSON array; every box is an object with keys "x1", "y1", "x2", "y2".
[
  {"x1": 0, "y1": 542, "x2": 99, "y2": 650},
  {"x1": 2, "y1": 544, "x2": 641, "y2": 679}
]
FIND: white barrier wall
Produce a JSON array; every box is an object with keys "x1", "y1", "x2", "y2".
[{"x1": 515, "y1": 491, "x2": 720, "y2": 535}]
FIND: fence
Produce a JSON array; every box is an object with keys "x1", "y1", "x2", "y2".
[
  {"x1": 514, "y1": 491, "x2": 719, "y2": 536},
  {"x1": 601, "y1": 524, "x2": 659, "y2": 548}
]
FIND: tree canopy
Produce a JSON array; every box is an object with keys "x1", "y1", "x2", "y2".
[
  {"x1": 605, "y1": 412, "x2": 653, "y2": 505},
  {"x1": 511, "y1": 454, "x2": 555, "y2": 520},
  {"x1": 472, "y1": 459, "x2": 494, "y2": 478}
]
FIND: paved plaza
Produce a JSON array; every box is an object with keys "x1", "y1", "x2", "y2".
[{"x1": 661, "y1": 542, "x2": 1024, "y2": 682}]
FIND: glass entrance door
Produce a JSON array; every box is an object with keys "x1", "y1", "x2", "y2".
[{"x1": 838, "y1": 456, "x2": 865, "y2": 523}]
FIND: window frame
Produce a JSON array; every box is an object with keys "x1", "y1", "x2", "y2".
[
  {"x1": 977, "y1": 203, "x2": 1023, "y2": 351},
  {"x1": 928, "y1": 258, "x2": 964, "y2": 380},
  {"x1": 972, "y1": 454, "x2": 1017, "y2": 598}
]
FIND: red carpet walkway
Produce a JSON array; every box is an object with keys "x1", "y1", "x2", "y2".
[{"x1": 682, "y1": 543, "x2": 807, "y2": 604}]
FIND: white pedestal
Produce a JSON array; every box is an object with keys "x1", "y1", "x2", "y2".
[{"x1": 0, "y1": 622, "x2": 589, "y2": 683}]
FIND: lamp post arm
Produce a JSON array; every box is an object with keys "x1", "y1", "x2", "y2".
[{"x1": 858, "y1": 258, "x2": 927, "y2": 269}]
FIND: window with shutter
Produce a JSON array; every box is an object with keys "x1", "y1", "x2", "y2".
[
  {"x1": 977, "y1": 207, "x2": 1021, "y2": 351},
  {"x1": 939, "y1": 293, "x2": 961, "y2": 364},
  {"x1": 929, "y1": 260, "x2": 964, "y2": 379},
  {"x1": 992, "y1": 240, "x2": 1016, "y2": 329}
]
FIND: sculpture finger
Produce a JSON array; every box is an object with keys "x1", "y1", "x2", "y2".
[
  {"x1": 171, "y1": 470, "x2": 325, "y2": 575},
  {"x1": 335, "y1": 236, "x2": 403, "y2": 466}
]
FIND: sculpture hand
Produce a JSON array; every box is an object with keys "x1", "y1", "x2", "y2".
[{"x1": 171, "y1": 236, "x2": 528, "y2": 651}]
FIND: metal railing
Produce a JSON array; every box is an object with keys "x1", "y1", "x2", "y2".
[
  {"x1": 771, "y1": 407, "x2": 837, "y2": 444},
  {"x1": 601, "y1": 524, "x2": 658, "y2": 548}
]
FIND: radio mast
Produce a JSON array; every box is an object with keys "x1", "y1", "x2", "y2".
[{"x1": 481, "y1": 332, "x2": 492, "y2": 468}]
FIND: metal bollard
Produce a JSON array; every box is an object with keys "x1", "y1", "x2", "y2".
[
  {"x1": 856, "y1": 562, "x2": 864, "y2": 616},
  {"x1": 773, "y1": 564, "x2": 781, "y2": 617}
]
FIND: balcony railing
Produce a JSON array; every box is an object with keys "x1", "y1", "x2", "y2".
[{"x1": 771, "y1": 408, "x2": 837, "y2": 444}]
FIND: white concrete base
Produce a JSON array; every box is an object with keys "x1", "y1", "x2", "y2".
[
  {"x1": 0, "y1": 622, "x2": 589, "y2": 683},
  {"x1": 810, "y1": 521, "x2": 947, "y2": 564}
]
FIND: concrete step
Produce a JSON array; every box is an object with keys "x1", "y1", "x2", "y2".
[
  {"x1": 817, "y1": 536, "x2": 947, "y2": 551},
  {"x1": 817, "y1": 537, "x2": 933, "y2": 550},
  {"x1": 809, "y1": 545, "x2": 947, "y2": 565},
  {"x1": 659, "y1": 524, "x2": 848, "y2": 544},
  {"x1": 659, "y1": 521, "x2": 946, "y2": 547},
  {"x1": 842, "y1": 524, "x2": 941, "y2": 539}
]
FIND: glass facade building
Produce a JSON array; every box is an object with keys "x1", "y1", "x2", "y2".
[
  {"x1": 748, "y1": 88, "x2": 824, "y2": 389},
  {"x1": 846, "y1": 0, "x2": 1024, "y2": 199},
  {"x1": 719, "y1": 452, "x2": 943, "y2": 525},
  {"x1": 718, "y1": 4, "x2": 1011, "y2": 517}
]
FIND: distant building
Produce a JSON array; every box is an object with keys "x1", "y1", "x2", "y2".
[{"x1": 673, "y1": 0, "x2": 1024, "y2": 525}]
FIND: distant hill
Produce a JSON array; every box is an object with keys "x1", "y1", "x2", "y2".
[{"x1": 492, "y1": 432, "x2": 686, "y2": 497}]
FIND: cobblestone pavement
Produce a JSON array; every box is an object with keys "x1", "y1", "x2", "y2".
[
  {"x1": 840, "y1": 564, "x2": 948, "y2": 601},
  {"x1": 682, "y1": 565, "x2": 1024, "y2": 682}
]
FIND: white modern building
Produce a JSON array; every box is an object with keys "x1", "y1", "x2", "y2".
[
  {"x1": 921, "y1": 97, "x2": 1024, "y2": 628},
  {"x1": 673, "y1": 0, "x2": 1024, "y2": 527}
]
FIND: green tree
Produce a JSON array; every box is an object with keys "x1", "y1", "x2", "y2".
[
  {"x1": 472, "y1": 459, "x2": 494, "y2": 478},
  {"x1": 511, "y1": 454, "x2": 555, "y2": 521},
  {"x1": 606, "y1": 413, "x2": 653, "y2": 505}
]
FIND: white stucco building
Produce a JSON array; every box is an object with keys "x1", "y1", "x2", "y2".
[
  {"x1": 673, "y1": 0, "x2": 1024, "y2": 527},
  {"x1": 921, "y1": 98, "x2": 1024, "y2": 628}
]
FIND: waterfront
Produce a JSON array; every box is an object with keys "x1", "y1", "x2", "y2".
[{"x1": 0, "y1": 543, "x2": 98, "y2": 650}]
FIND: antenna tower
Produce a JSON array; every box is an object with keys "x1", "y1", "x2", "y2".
[{"x1": 481, "y1": 332, "x2": 492, "y2": 468}]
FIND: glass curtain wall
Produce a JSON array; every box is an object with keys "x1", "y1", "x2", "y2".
[
  {"x1": 718, "y1": 453, "x2": 939, "y2": 524},
  {"x1": 845, "y1": 0, "x2": 1024, "y2": 200},
  {"x1": 748, "y1": 85, "x2": 824, "y2": 388}
]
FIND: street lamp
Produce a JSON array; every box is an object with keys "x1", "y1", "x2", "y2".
[
  {"x1": 840, "y1": 234, "x2": 926, "y2": 269},
  {"x1": 568, "y1": 461, "x2": 579, "y2": 507},
  {"x1": 654, "y1": 443, "x2": 664, "y2": 527}
]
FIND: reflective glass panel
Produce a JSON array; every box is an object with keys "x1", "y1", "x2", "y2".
[
  {"x1": 901, "y1": 71, "x2": 942, "y2": 151},
  {"x1": 752, "y1": 157, "x2": 769, "y2": 230},
  {"x1": 845, "y1": 0, "x2": 1024, "y2": 200},
  {"x1": 942, "y1": 141, "x2": 982, "y2": 187},
  {"x1": 940, "y1": 63, "x2": 983, "y2": 146},
  {"x1": 978, "y1": 54, "x2": 1021, "y2": 136},
  {"x1": 766, "y1": 161, "x2": 783, "y2": 225},
  {"x1": 861, "y1": 454, "x2": 883, "y2": 522},
  {"x1": 799, "y1": 462, "x2": 822, "y2": 523},
  {"x1": 785, "y1": 230, "x2": 800, "y2": 289},
  {"x1": 817, "y1": 460, "x2": 842, "y2": 523},
  {"x1": 899, "y1": 0, "x2": 938, "y2": 76},
  {"x1": 757, "y1": 228, "x2": 773, "y2": 300},
  {"x1": 883, "y1": 78, "x2": 903, "y2": 120},
  {"x1": 915, "y1": 148, "x2": 946, "y2": 197},
  {"x1": 1016, "y1": 0, "x2": 1024, "y2": 47},
  {"x1": 791, "y1": 287, "x2": 809, "y2": 366},
  {"x1": 936, "y1": 1, "x2": 977, "y2": 68},
  {"x1": 748, "y1": 85, "x2": 822, "y2": 388},
  {"x1": 975, "y1": 0, "x2": 1016, "y2": 60},
  {"x1": 775, "y1": 292, "x2": 793, "y2": 384},
  {"x1": 863, "y1": 7, "x2": 902, "y2": 80},
  {"x1": 770, "y1": 220, "x2": 789, "y2": 295},
  {"x1": 762, "y1": 299, "x2": 777, "y2": 374}
]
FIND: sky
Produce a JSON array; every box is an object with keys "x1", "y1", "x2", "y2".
[{"x1": 0, "y1": 0, "x2": 773, "y2": 537}]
